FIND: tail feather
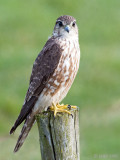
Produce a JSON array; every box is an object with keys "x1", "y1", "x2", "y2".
[
  {"x1": 14, "y1": 114, "x2": 35, "y2": 152},
  {"x1": 10, "y1": 96, "x2": 37, "y2": 135}
]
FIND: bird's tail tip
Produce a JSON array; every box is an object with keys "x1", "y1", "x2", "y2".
[
  {"x1": 13, "y1": 145, "x2": 20, "y2": 153},
  {"x1": 12, "y1": 115, "x2": 35, "y2": 152},
  {"x1": 10, "y1": 126, "x2": 16, "y2": 135}
]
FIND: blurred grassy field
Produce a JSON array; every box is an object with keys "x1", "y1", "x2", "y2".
[{"x1": 0, "y1": 0, "x2": 120, "y2": 159}]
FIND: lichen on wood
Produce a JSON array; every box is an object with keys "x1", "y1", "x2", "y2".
[{"x1": 36, "y1": 108, "x2": 80, "y2": 160}]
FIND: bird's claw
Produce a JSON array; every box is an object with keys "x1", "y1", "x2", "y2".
[{"x1": 48, "y1": 103, "x2": 77, "y2": 117}]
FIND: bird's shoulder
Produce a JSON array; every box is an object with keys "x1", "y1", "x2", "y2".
[
  {"x1": 25, "y1": 36, "x2": 63, "y2": 101},
  {"x1": 30, "y1": 36, "x2": 63, "y2": 80}
]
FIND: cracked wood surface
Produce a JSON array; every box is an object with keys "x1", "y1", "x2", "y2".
[{"x1": 36, "y1": 109, "x2": 80, "y2": 160}]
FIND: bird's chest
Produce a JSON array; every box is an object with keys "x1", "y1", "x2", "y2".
[{"x1": 43, "y1": 40, "x2": 80, "y2": 99}]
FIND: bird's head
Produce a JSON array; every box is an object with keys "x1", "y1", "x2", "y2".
[{"x1": 53, "y1": 15, "x2": 78, "y2": 39}]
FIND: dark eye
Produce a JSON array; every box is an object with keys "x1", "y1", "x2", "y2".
[
  {"x1": 57, "y1": 21, "x2": 63, "y2": 27},
  {"x1": 72, "y1": 22, "x2": 76, "y2": 27}
]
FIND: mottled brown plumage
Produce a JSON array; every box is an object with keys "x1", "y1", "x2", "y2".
[{"x1": 10, "y1": 15, "x2": 80, "y2": 152}]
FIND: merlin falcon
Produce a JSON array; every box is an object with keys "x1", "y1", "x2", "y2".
[{"x1": 10, "y1": 15, "x2": 80, "y2": 152}]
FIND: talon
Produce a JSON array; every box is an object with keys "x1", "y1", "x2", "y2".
[
  {"x1": 71, "y1": 114, "x2": 73, "y2": 118},
  {"x1": 47, "y1": 106, "x2": 50, "y2": 111},
  {"x1": 67, "y1": 105, "x2": 71, "y2": 110}
]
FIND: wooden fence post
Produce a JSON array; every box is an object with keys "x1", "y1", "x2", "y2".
[{"x1": 36, "y1": 108, "x2": 80, "y2": 160}]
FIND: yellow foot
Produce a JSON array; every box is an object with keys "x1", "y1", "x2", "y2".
[{"x1": 48, "y1": 102, "x2": 78, "y2": 117}]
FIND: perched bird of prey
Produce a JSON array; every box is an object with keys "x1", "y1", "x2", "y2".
[{"x1": 10, "y1": 15, "x2": 80, "y2": 152}]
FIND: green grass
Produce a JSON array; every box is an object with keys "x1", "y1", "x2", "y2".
[{"x1": 0, "y1": 0, "x2": 120, "y2": 159}]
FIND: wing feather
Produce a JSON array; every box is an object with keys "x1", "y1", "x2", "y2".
[{"x1": 10, "y1": 37, "x2": 63, "y2": 134}]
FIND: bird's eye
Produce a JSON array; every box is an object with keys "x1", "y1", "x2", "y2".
[
  {"x1": 57, "y1": 21, "x2": 63, "y2": 27},
  {"x1": 72, "y1": 22, "x2": 76, "y2": 27}
]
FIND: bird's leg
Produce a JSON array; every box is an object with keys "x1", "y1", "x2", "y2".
[{"x1": 48, "y1": 102, "x2": 78, "y2": 117}]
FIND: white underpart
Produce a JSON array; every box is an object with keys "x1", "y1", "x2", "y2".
[
  {"x1": 54, "y1": 80, "x2": 60, "y2": 86},
  {"x1": 33, "y1": 37, "x2": 80, "y2": 113}
]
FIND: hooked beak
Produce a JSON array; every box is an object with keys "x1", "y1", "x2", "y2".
[{"x1": 64, "y1": 25, "x2": 70, "y2": 33}]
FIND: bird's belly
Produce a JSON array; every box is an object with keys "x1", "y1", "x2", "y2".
[{"x1": 34, "y1": 68, "x2": 78, "y2": 113}]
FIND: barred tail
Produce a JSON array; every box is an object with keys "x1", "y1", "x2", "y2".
[{"x1": 14, "y1": 114, "x2": 35, "y2": 152}]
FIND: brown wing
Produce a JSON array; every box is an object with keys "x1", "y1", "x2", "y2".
[
  {"x1": 10, "y1": 37, "x2": 63, "y2": 134},
  {"x1": 25, "y1": 38, "x2": 63, "y2": 101}
]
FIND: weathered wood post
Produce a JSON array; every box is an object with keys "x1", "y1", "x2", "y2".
[{"x1": 36, "y1": 107, "x2": 80, "y2": 160}]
